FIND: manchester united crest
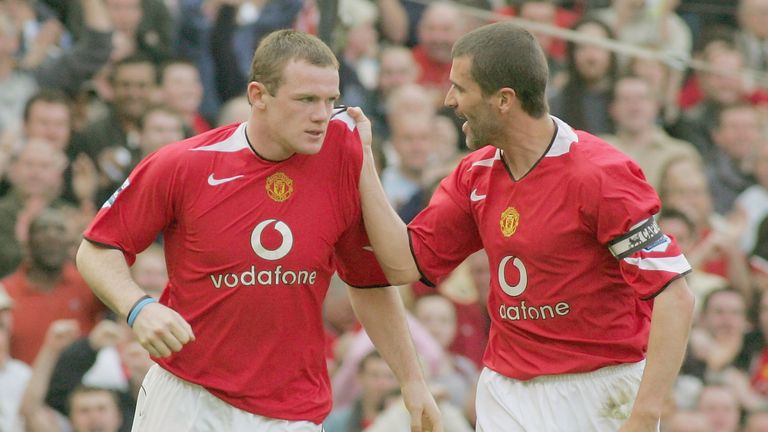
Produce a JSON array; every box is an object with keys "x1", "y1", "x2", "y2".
[
  {"x1": 266, "y1": 172, "x2": 293, "y2": 202},
  {"x1": 500, "y1": 207, "x2": 520, "y2": 237}
]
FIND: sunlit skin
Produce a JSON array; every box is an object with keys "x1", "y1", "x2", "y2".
[
  {"x1": 444, "y1": 56, "x2": 502, "y2": 151},
  {"x1": 246, "y1": 60, "x2": 340, "y2": 161}
]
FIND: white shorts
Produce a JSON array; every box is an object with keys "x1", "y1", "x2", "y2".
[
  {"x1": 476, "y1": 361, "x2": 654, "y2": 432},
  {"x1": 132, "y1": 365, "x2": 323, "y2": 432}
]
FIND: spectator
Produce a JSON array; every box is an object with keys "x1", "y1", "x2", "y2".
[
  {"x1": 602, "y1": 75, "x2": 699, "y2": 190},
  {"x1": 0, "y1": 140, "x2": 69, "y2": 277},
  {"x1": 2, "y1": 208, "x2": 104, "y2": 364},
  {"x1": 705, "y1": 104, "x2": 759, "y2": 215},
  {"x1": 158, "y1": 59, "x2": 210, "y2": 135},
  {"x1": 411, "y1": 1, "x2": 465, "y2": 101},
  {"x1": 369, "y1": 45, "x2": 420, "y2": 141},
  {"x1": 735, "y1": 0, "x2": 768, "y2": 72},
  {"x1": 413, "y1": 295, "x2": 477, "y2": 409},
  {"x1": 20, "y1": 319, "x2": 123, "y2": 432},
  {"x1": 592, "y1": 0, "x2": 692, "y2": 67},
  {"x1": 675, "y1": 45, "x2": 751, "y2": 159},
  {"x1": 68, "y1": 0, "x2": 172, "y2": 62},
  {"x1": 0, "y1": 14, "x2": 38, "y2": 135},
  {"x1": 0, "y1": 286, "x2": 31, "y2": 432},
  {"x1": 685, "y1": 289, "x2": 749, "y2": 380},
  {"x1": 22, "y1": 90, "x2": 73, "y2": 152},
  {"x1": 210, "y1": 0, "x2": 304, "y2": 101},
  {"x1": 549, "y1": 18, "x2": 618, "y2": 134},
  {"x1": 324, "y1": 351, "x2": 399, "y2": 432},
  {"x1": 382, "y1": 112, "x2": 436, "y2": 215},
  {"x1": 659, "y1": 157, "x2": 753, "y2": 300},
  {"x1": 45, "y1": 319, "x2": 153, "y2": 432},
  {"x1": 215, "y1": 94, "x2": 250, "y2": 127},
  {"x1": 732, "y1": 137, "x2": 768, "y2": 255},
  {"x1": 696, "y1": 384, "x2": 742, "y2": 432},
  {"x1": 137, "y1": 105, "x2": 185, "y2": 158},
  {"x1": 130, "y1": 244, "x2": 167, "y2": 298}
]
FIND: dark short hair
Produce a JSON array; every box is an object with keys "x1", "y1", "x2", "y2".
[
  {"x1": 67, "y1": 385, "x2": 121, "y2": 414},
  {"x1": 249, "y1": 29, "x2": 338, "y2": 94},
  {"x1": 451, "y1": 22, "x2": 549, "y2": 117},
  {"x1": 23, "y1": 89, "x2": 72, "y2": 123},
  {"x1": 110, "y1": 54, "x2": 158, "y2": 84}
]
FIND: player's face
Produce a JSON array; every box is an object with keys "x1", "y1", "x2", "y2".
[
  {"x1": 445, "y1": 56, "x2": 501, "y2": 151},
  {"x1": 261, "y1": 60, "x2": 340, "y2": 158}
]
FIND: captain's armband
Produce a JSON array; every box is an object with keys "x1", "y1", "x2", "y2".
[{"x1": 607, "y1": 217, "x2": 663, "y2": 259}]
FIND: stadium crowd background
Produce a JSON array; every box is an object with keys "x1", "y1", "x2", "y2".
[{"x1": 0, "y1": 0, "x2": 767, "y2": 431}]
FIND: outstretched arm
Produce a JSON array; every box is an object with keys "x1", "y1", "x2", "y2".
[
  {"x1": 621, "y1": 278, "x2": 694, "y2": 431},
  {"x1": 75, "y1": 240, "x2": 194, "y2": 358},
  {"x1": 348, "y1": 107, "x2": 421, "y2": 286},
  {"x1": 347, "y1": 286, "x2": 443, "y2": 432}
]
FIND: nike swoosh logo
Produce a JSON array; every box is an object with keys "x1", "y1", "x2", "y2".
[
  {"x1": 470, "y1": 189, "x2": 486, "y2": 201},
  {"x1": 207, "y1": 174, "x2": 244, "y2": 186}
]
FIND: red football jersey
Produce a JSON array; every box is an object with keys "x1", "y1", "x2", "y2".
[
  {"x1": 408, "y1": 117, "x2": 691, "y2": 380},
  {"x1": 84, "y1": 115, "x2": 387, "y2": 423}
]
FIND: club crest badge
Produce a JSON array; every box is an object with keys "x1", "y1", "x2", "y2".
[
  {"x1": 266, "y1": 172, "x2": 293, "y2": 202},
  {"x1": 500, "y1": 207, "x2": 520, "y2": 237}
]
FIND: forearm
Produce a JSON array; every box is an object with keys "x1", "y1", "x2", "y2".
[
  {"x1": 75, "y1": 240, "x2": 146, "y2": 319},
  {"x1": 347, "y1": 286, "x2": 425, "y2": 384},
  {"x1": 20, "y1": 345, "x2": 60, "y2": 420},
  {"x1": 631, "y1": 278, "x2": 694, "y2": 419},
  {"x1": 359, "y1": 147, "x2": 420, "y2": 285},
  {"x1": 82, "y1": 0, "x2": 112, "y2": 32}
]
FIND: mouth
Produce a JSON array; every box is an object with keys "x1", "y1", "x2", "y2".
[{"x1": 305, "y1": 130, "x2": 324, "y2": 139}]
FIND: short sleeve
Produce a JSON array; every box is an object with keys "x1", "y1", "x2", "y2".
[
  {"x1": 408, "y1": 163, "x2": 483, "y2": 286},
  {"x1": 83, "y1": 150, "x2": 179, "y2": 265},
  {"x1": 591, "y1": 160, "x2": 691, "y2": 299},
  {"x1": 334, "y1": 216, "x2": 389, "y2": 288}
]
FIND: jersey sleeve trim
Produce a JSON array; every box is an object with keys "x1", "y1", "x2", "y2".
[
  {"x1": 408, "y1": 229, "x2": 436, "y2": 288},
  {"x1": 608, "y1": 217, "x2": 663, "y2": 259},
  {"x1": 640, "y1": 270, "x2": 691, "y2": 301},
  {"x1": 82, "y1": 236, "x2": 126, "y2": 253}
]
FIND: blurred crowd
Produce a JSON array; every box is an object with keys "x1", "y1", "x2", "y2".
[{"x1": 0, "y1": 0, "x2": 767, "y2": 431}]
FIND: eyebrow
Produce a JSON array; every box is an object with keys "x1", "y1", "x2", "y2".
[{"x1": 450, "y1": 80, "x2": 465, "y2": 91}]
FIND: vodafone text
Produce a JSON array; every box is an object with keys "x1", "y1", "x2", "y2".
[
  {"x1": 210, "y1": 265, "x2": 318, "y2": 288},
  {"x1": 497, "y1": 255, "x2": 572, "y2": 321}
]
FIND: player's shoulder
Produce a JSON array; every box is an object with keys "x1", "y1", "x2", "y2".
[
  {"x1": 457, "y1": 146, "x2": 501, "y2": 173},
  {"x1": 550, "y1": 117, "x2": 645, "y2": 184}
]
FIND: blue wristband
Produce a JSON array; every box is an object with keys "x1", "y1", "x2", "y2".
[{"x1": 127, "y1": 295, "x2": 157, "y2": 328}]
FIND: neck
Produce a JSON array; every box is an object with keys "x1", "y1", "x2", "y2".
[
  {"x1": 499, "y1": 114, "x2": 556, "y2": 179},
  {"x1": 27, "y1": 265, "x2": 63, "y2": 290},
  {"x1": 245, "y1": 118, "x2": 292, "y2": 161}
]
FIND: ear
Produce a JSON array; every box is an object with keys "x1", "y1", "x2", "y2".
[
  {"x1": 497, "y1": 88, "x2": 517, "y2": 113},
  {"x1": 247, "y1": 82, "x2": 269, "y2": 109}
]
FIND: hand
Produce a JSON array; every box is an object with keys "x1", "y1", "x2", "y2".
[
  {"x1": 88, "y1": 319, "x2": 124, "y2": 350},
  {"x1": 131, "y1": 302, "x2": 195, "y2": 358},
  {"x1": 43, "y1": 319, "x2": 81, "y2": 354},
  {"x1": 346, "y1": 107, "x2": 372, "y2": 150},
  {"x1": 401, "y1": 380, "x2": 444, "y2": 432}
]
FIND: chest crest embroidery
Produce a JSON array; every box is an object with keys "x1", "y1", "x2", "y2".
[
  {"x1": 500, "y1": 207, "x2": 520, "y2": 237},
  {"x1": 266, "y1": 172, "x2": 293, "y2": 202}
]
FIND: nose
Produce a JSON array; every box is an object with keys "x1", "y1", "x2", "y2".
[
  {"x1": 444, "y1": 86, "x2": 456, "y2": 108},
  {"x1": 311, "y1": 101, "x2": 332, "y2": 122}
]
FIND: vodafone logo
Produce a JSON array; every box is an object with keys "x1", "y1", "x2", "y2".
[
  {"x1": 498, "y1": 256, "x2": 527, "y2": 297},
  {"x1": 251, "y1": 219, "x2": 293, "y2": 260}
]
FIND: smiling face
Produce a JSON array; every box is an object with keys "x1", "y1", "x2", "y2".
[
  {"x1": 250, "y1": 60, "x2": 340, "y2": 160},
  {"x1": 444, "y1": 56, "x2": 501, "y2": 150}
]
